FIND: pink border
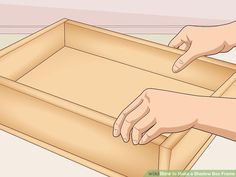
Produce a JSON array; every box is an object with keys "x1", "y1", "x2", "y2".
[{"x1": 0, "y1": 4, "x2": 227, "y2": 34}]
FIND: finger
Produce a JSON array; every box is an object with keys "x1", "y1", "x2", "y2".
[
  {"x1": 131, "y1": 114, "x2": 155, "y2": 145},
  {"x1": 139, "y1": 124, "x2": 163, "y2": 145},
  {"x1": 178, "y1": 43, "x2": 189, "y2": 51},
  {"x1": 120, "y1": 101, "x2": 150, "y2": 142},
  {"x1": 172, "y1": 47, "x2": 200, "y2": 73},
  {"x1": 168, "y1": 27, "x2": 189, "y2": 49},
  {"x1": 113, "y1": 96, "x2": 143, "y2": 137},
  {"x1": 168, "y1": 34, "x2": 184, "y2": 48}
]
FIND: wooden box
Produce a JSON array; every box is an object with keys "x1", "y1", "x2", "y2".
[{"x1": 1, "y1": 19, "x2": 236, "y2": 177}]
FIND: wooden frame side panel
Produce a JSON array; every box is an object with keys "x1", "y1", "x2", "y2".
[
  {"x1": 0, "y1": 20, "x2": 66, "y2": 81},
  {"x1": 0, "y1": 124, "x2": 125, "y2": 177},
  {"x1": 158, "y1": 131, "x2": 189, "y2": 170},
  {"x1": 65, "y1": 20, "x2": 236, "y2": 70},
  {"x1": 0, "y1": 81, "x2": 160, "y2": 177},
  {"x1": 169, "y1": 129, "x2": 212, "y2": 169},
  {"x1": 220, "y1": 80, "x2": 236, "y2": 97},
  {"x1": 159, "y1": 73, "x2": 236, "y2": 170},
  {"x1": 64, "y1": 20, "x2": 235, "y2": 91},
  {"x1": 0, "y1": 76, "x2": 167, "y2": 145},
  {"x1": 0, "y1": 19, "x2": 67, "y2": 57}
]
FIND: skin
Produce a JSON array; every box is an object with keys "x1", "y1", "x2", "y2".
[
  {"x1": 113, "y1": 21, "x2": 236, "y2": 145},
  {"x1": 170, "y1": 21, "x2": 236, "y2": 72}
]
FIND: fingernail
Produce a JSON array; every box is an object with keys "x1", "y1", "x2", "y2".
[
  {"x1": 172, "y1": 65, "x2": 179, "y2": 73},
  {"x1": 133, "y1": 140, "x2": 138, "y2": 145},
  {"x1": 139, "y1": 135, "x2": 147, "y2": 145},
  {"x1": 113, "y1": 129, "x2": 119, "y2": 137},
  {"x1": 123, "y1": 138, "x2": 128, "y2": 142},
  {"x1": 139, "y1": 139, "x2": 145, "y2": 145}
]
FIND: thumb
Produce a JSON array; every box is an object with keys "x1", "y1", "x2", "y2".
[{"x1": 172, "y1": 48, "x2": 200, "y2": 73}]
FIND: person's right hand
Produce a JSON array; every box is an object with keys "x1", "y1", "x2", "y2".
[
  {"x1": 169, "y1": 21, "x2": 236, "y2": 73},
  {"x1": 113, "y1": 88, "x2": 200, "y2": 145}
]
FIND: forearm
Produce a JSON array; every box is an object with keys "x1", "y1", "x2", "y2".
[
  {"x1": 221, "y1": 21, "x2": 236, "y2": 49},
  {"x1": 194, "y1": 96, "x2": 236, "y2": 141},
  {"x1": 194, "y1": 22, "x2": 236, "y2": 139}
]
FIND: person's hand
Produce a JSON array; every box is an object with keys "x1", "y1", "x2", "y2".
[
  {"x1": 169, "y1": 22, "x2": 236, "y2": 73},
  {"x1": 113, "y1": 88, "x2": 200, "y2": 145}
]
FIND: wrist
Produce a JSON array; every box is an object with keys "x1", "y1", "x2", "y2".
[
  {"x1": 192, "y1": 96, "x2": 213, "y2": 130},
  {"x1": 176, "y1": 95, "x2": 208, "y2": 129},
  {"x1": 223, "y1": 21, "x2": 236, "y2": 49}
]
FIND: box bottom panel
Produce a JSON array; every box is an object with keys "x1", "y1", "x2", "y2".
[{"x1": 17, "y1": 47, "x2": 213, "y2": 118}]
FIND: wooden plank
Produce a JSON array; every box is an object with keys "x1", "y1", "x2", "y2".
[
  {"x1": 220, "y1": 80, "x2": 236, "y2": 98},
  {"x1": 64, "y1": 20, "x2": 235, "y2": 69},
  {"x1": 18, "y1": 47, "x2": 213, "y2": 118},
  {"x1": 159, "y1": 73, "x2": 236, "y2": 170},
  {"x1": 65, "y1": 20, "x2": 235, "y2": 91},
  {"x1": 0, "y1": 19, "x2": 66, "y2": 80},
  {"x1": 0, "y1": 83, "x2": 159, "y2": 177},
  {"x1": 0, "y1": 76, "x2": 167, "y2": 145},
  {"x1": 0, "y1": 19, "x2": 67, "y2": 57},
  {"x1": 159, "y1": 131, "x2": 189, "y2": 170},
  {"x1": 0, "y1": 124, "x2": 125, "y2": 177}
]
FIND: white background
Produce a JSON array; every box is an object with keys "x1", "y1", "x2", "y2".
[{"x1": 1, "y1": 0, "x2": 236, "y2": 20}]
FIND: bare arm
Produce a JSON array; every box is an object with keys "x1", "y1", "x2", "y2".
[
  {"x1": 169, "y1": 21, "x2": 236, "y2": 72},
  {"x1": 113, "y1": 89, "x2": 236, "y2": 145},
  {"x1": 113, "y1": 21, "x2": 236, "y2": 144},
  {"x1": 194, "y1": 96, "x2": 236, "y2": 141}
]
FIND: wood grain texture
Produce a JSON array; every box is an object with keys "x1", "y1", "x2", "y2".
[
  {"x1": 159, "y1": 73, "x2": 236, "y2": 170},
  {"x1": 0, "y1": 76, "x2": 167, "y2": 146},
  {"x1": 65, "y1": 20, "x2": 235, "y2": 91},
  {"x1": 0, "y1": 19, "x2": 66, "y2": 80},
  {"x1": 0, "y1": 124, "x2": 125, "y2": 177},
  {"x1": 0, "y1": 83, "x2": 158, "y2": 177},
  {"x1": 18, "y1": 47, "x2": 213, "y2": 118},
  {"x1": 0, "y1": 19, "x2": 236, "y2": 176},
  {"x1": 219, "y1": 73, "x2": 236, "y2": 97}
]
